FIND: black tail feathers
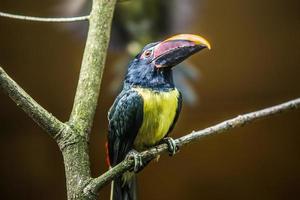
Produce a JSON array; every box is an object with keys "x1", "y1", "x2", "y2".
[{"x1": 111, "y1": 174, "x2": 137, "y2": 200}]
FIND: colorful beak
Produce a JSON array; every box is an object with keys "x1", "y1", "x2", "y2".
[{"x1": 153, "y1": 34, "x2": 211, "y2": 68}]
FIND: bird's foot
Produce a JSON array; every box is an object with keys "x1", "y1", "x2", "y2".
[
  {"x1": 163, "y1": 137, "x2": 179, "y2": 156},
  {"x1": 126, "y1": 149, "x2": 143, "y2": 173}
]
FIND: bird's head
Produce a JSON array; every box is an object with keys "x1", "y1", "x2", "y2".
[{"x1": 124, "y1": 34, "x2": 211, "y2": 90}]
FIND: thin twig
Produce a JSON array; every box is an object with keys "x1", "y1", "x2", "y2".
[
  {"x1": 83, "y1": 97, "x2": 300, "y2": 196},
  {"x1": 0, "y1": 66, "x2": 65, "y2": 137},
  {"x1": 0, "y1": 11, "x2": 89, "y2": 22}
]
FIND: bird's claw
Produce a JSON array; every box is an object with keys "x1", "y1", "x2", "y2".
[
  {"x1": 163, "y1": 137, "x2": 178, "y2": 156},
  {"x1": 126, "y1": 150, "x2": 143, "y2": 173}
]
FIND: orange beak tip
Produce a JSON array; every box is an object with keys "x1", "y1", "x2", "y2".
[{"x1": 165, "y1": 34, "x2": 211, "y2": 50}]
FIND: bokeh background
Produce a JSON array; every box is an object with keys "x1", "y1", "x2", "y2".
[{"x1": 0, "y1": 0, "x2": 300, "y2": 199}]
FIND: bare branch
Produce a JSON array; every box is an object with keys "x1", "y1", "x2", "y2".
[
  {"x1": 0, "y1": 66, "x2": 65, "y2": 137},
  {"x1": 59, "y1": 0, "x2": 117, "y2": 199},
  {"x1": 83, "y1": 97, "x2": 300, "y2": 196},
  {"x1": 0, "y1": 11, "x2": 89, "y2": 22},
  {"x1": 69, "y1": 0, "x2": 117, "y2": 137}
]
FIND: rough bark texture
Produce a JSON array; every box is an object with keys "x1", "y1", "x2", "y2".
[
  {"x1": 0, "y1": 66, "x2": 64, "y2": 137},
  {"x1": 62, "y1": 137, "x2": 92, "y2": 200},
  {"x1": 69, "y1": 0, "x2": 117, "y2": 137},
  {"x1": 63, "y1": 0, "x2": 117, "y2": 199},
  {"x1": 0, "y1": 1, "x2": 117, "y2": 199}
]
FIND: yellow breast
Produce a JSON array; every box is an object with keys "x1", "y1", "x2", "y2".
[{"x1": 133, "y1": 87, "x2": 179, "y2": 151}]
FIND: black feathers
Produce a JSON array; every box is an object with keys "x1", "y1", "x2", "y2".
[{"x1": 108, "y1": 89, "x2": 143, "y2": 166}]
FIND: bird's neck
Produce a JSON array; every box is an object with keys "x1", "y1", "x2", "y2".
[{"x1": 124, "y1": 67, "x2": 175, "y2": 91}]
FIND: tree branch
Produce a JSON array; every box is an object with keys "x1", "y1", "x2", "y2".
[
  {"x1": 83, "y1": 97, "x2": 300, "y2": 196},
  {"x1": 69, "y1": 0, "x2": 117, "y2": 137},
  {"x1": 57, "y1": 1, "x2": 117, "y2": 199},
  {"x1": 0, "y1": 11, "x2": 89, "y2": 22},
  {"x1": 0, "y1": 66, "x2": 65, "y2": 137}
]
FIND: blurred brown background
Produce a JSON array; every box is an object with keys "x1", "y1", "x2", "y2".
[{"x1": 0, "y1": 0, "x2": 300, "y2": 199}]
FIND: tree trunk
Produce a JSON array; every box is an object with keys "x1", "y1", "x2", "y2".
[{"x1": 62, "y1": 138, "x2": 91, "y2": 200}]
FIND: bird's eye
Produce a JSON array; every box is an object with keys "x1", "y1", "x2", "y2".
[{"x1": 144, "y1": 50, "x2": 152, "y2": 58}]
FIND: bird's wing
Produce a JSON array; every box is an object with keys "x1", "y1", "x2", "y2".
[
  {"x1": 166, "y1": 90, "x2": 183, "y2": 135},
  {"x1": 107, "y1": 89, "x2": 144, "y2": 166}
]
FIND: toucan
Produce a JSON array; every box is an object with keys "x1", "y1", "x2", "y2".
[{"x1": 107, "y1": 34, "x2": 211, "y2": 200}]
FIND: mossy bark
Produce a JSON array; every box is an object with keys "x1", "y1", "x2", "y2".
[
  {"x1": 63, "y1": 0, "x2": 117, "y2": 199},
  {"x1": 62, "y1": 139, "x2": 91, "y2": 200},
  {"x1": 69, "y1": 0, "x2": 117, "y2": 138},
  {"x1": 0, "y1": 0, "x2": 117, "y2": 199}
]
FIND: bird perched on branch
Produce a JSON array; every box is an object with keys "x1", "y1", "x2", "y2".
[{"x1": 107, "y1": 34, "x2": 211, "y2": 200}]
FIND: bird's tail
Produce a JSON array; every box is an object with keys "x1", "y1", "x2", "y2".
[{"x1": 110, "y1": 172, "x2": 137, "y2": 200}]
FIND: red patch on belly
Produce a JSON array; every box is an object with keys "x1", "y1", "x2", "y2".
[{"x1": 105, "y1": 141, "x2": 111, "y2": 167}]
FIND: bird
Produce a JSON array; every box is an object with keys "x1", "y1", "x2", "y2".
[
  {"x1": 55, "y1": 0, "x2": 204, "y2": 104},
  {"x1": 106, "y1": 34, "x2": 211, "y2": 200},
  {"x1": 110, "y1": 0, "x2": 205, "y2": 105}
]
